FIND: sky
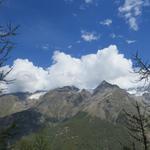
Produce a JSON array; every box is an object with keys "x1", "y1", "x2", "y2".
[{"x1": 0, "y1": 0, "x2": 150, "y2": 93}]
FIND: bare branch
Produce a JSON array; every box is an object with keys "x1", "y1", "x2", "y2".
[
  {"x1": 133, "y1": 52, "x2": 150, "y2": 82},
  {"x1": 0, "y1": 23, "x2": 19, "y2": 92}
]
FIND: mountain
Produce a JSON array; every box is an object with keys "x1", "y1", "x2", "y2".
[
  {"x1": 93, "y1": 80, "x2": 119, "y2": 95},
  {"x1": 0, "y1": 91, "x2": 46, "y2": 117},
  {"x1": 0, "y1": 94, "x2": 25, "y2": 117},
  {"x1": 0, "y1": 81, "x2": 147, "y2": 149},
  {"x1": 0, "y1": 81, "x2": 140, "y2": 121},
  {"x1": 83, "y1": 83, "x2": 136, "y2": 122},
  {"x1": 35, "y1": 86, "x2": 90, "y2": 121}
]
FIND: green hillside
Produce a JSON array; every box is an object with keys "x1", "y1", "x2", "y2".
[{"x1": 14, "y1": 112, "x2": 141, "y2": 150}]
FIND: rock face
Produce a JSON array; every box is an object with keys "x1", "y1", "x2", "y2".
[
  {"x1": 83, "y1": 84, "x2": 135, "y2": 122},
  {"x1": 0, "y1": 91, "x2": 46, "y2": 117},
  {"x1": 35, "y1": 86, "x2": 91, "y2": 120},
  {"x1": 0, "y1": 95, "x2": 26, "y2": 117},
  {"x1": 93, "y1": 80, "x2": 119, "y2": 95}
]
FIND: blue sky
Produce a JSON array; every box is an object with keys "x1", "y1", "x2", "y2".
[
  {"x1": 0, "y1": 0, "x2": 150, "y2": 67},
  {"x1": 1, "y1": 0, "x2": 150, "y2": 92}
]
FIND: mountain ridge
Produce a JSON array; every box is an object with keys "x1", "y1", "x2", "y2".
[
  {"x1": 0, "y1": 80, "x2": 147, "y2": 119},
  {"x1": 0, "y1": 80, "x2": 148, "y2": 148},
  {"x1": 0, "y1": 81, "x2": 142, "y2": 123}
]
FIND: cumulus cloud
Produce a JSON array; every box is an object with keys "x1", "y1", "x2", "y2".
[
  {"x1": 3, "y1": 59, "x2": 50, "y2": 93},
  {"x1": 81, "y1": 30, "x2": 100, "y2": 42},
  {"x1": 2, "y1": 45, "x2": 143, "y2": 93},
  {"x1": 100, "y1": 19, "x2": 112, "y2": 26},
  {"x1": 118, "y1": 0, "x2": 150, "y2": 31}
]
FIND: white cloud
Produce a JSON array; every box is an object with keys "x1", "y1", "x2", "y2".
[
  {"x1": 68, "y1": 45, "x2": 72, "y2": 49},
  {"x1": 79, "y1": 0, "x2": 98, "y2": 10},
  {"x1": 42, "y1": 44, "x2": 49, "y2": 50},
  {"x1": 2, "y1": 45, "x2": 143, "y2": 93},
  {"x1": 65, "y1": 0, "x2": 96, "y2": 7},
  {"x1": 100, "y1": 19, "x2": 112, "y2": 26},
  {"x1": 110, "y1": 33, "x2": 123, "y2": 39},
  {"x1": 36, "y1": 43, "x2": 50, "y2": 51},
  {"x1": 3, "y1": 59, "x2": 50, "y2": 93},
  {"x1": 64, "y1": 0, "x2": 94, "y2": 4},
  {"x1": 81, "y1": 30, "x2": 100, "y2": 42},
  {"x1": 110, "y1": 33, "x2": 117, "y2": 39},
  {"x1": 126, "y1": 40, "x2": 136, "y2": 44},
  {"x1": 84, "y1": 0, "x2": 93, "y2": 4},
  {"x1": 118, "y1": 0, "x2": 149, "y2": 31}
]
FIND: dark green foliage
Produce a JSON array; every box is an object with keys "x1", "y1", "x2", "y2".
[
  {"x1": 0, "y1": 122, "x2": 17, "y2": 150},
  {"x1": 33, "y1": 134, "x2": 50, "y2": 150},
  {"x1": 123, "y1": 146, "x2": 131, "y2": 150},
  {"x1": 14, "y1": 139, "x2": 34, "y2": 150},
  {"x1": 14, "y1": 130, "x2": 51, "y2": 150}
]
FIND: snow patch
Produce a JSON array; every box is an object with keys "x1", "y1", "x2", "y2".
[{"x1": 28, "y1": 92, "x2": 46, "y2": 99}]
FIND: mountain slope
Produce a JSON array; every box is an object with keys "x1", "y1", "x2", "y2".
[
  {"x1": 0, "y1": 80, "x2": 146, "y2": 147},
  {"x1": 0, "y1": 91, "x2": 46, "y2": 117},
  {"x1": 0, "y1": 95, "x2": 25, "y2": 117},
  {"x1": 0, "y1": 81, "x2": 139, "y2": 121},
  {"x1": 83, "y1": 81, "x2": 136, "y2": 122},
  {"x1": 14, "y1": 112, "x2": 142, "y2": 150},
  {"x1": 35, "y1": 86, "x2": 91, "y2": 120}
]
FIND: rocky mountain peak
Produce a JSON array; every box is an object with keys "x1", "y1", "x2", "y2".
[
  {"x1": 93, "y1": 80, "x2": 119, "y2": 95},
  {"x1": 54, "y1": 86, "x2": 80, "y2": 92}
]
